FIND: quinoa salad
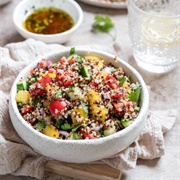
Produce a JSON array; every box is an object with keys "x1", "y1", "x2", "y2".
[{"x1": 15, "y1": 48, "x2": 141, "y2": 140}]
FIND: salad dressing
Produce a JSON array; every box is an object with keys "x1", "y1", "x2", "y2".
[{"x1": 23, "y1": 7, "x2": 74, "y2": 34}]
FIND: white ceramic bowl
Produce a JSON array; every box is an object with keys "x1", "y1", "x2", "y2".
[
  {"x1": 9, "y1": 49, "x2": 149, "y2": 163},
  {"x1": 13, "y1": 0, "x2": 83, "y2": 44}
]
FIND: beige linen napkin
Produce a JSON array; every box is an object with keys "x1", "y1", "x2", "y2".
[{"x1": 0, "y1": 39, "x2": 177, "y2": 179}]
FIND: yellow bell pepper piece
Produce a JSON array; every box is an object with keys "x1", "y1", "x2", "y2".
[
  {"x1": 87, "y1": 89, "x2": 101, "y2": 105},
  {"x1": 91, "y1": 105, "x2": 108, "y2": 124},
  {"x1": 71, "y1": 108, "x2": 88, "y2": 125},
  {"x1": 84, "y1": 56, "x2": 103, "y2": 69},
  {"x1": 45, "y1": 85, "x2": 57, "y2": 92},
  {"x1": 84, "y1": 56, "x2": 100, "y2": 61},
  {"x1": 15, "y1": 90, "x2": 31, "y2": 104},
  {"x1": 123, "y1": 81, "x2": 131, "y2": 93},
  {"x1": 47, "y1": 71, "x2": 56, "y2": 78},
  {"x1": 97, "y1": 72, "x2": 108, "y2": 80},
  {"x1": 42, "y1": 125, "x2": 59, "y2": 138},
  {"x1": 41, "y1": 71, "x2": 56, "y2": 78}
]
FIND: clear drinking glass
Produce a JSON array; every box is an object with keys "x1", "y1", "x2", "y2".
[{"x1": 127, "y1": 0, "x2": 180, "y2": 73}]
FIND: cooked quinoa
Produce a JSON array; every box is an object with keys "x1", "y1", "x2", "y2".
[{"x1": 15, "y1": 48, "x2": 141, "y2": 140}]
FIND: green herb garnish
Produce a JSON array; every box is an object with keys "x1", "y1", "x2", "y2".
[
  {"x1": 128, "y1": 85, "x2": 141, "y2": 105},
  {"x1": 118, "y1": 77, "x2": 126, "y2": 86},
  {"x1": 37, "y1": 121, "x2": 46, "y2": 130},
  {"x1": 70, "y1": 47, "x2": 75, "y2": 55},
  {"x1": 92, "y1": 15, "x2": 114, "y2": 33},
  {"x1": 61, "y1": 123, "x2": 73, "y2": 130}
]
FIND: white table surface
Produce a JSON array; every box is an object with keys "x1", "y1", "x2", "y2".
[{"x1": 0, "y1": 0, "x2": 179, "y2": 180}]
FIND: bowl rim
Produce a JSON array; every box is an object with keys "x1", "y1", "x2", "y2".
[
  {"x1": 10, "y1": 48, "x2": 149, "y2": 144},
  {"x1": 13, "y1": 0, "x2": 83, "y2": 38}
]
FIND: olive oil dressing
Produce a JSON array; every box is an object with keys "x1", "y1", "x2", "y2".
[{"x1": 23, "y1": 7, "x2": 74, "y2": 34}]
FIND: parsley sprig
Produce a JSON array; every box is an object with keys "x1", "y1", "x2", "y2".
[
  {"x1": 92, "y1": 14, "x2": 116, "y2": 41},
  {"x1": 92, "y1": 15, "x2": 114, "y2": 33}
]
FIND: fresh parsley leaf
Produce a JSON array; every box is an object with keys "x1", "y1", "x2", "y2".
[
  {"x1": 72, "y1": 124, "x2": 82, "y2": 132},
  {"x1": 33, "y1": 98, "x2": 40, "y2": 107},
  {"x1": 118, "y1": 77, "x2": 126, "y2": 86},
  {"x1": 57, "y1": 119, "x2": 64, "y2": 128},
  {"x1": 37, "y1": 121, "x2": 46, "y2": 130},
  {"x1": 61, "y1": 123, "x2": 73, "y2": 130},
  {"x1": 70, "y1": 47, "x2": 75, "y2": 55},
  {"x1": 128, "y1": 85, "x2": 141, "y2": 105},
  {"x1": 92, "y1": 15, "x2": 114, "y2": 33}
]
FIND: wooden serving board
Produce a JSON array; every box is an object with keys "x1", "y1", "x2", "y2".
[{"x1": 45, "y1": 160, "x2": 122, "y2": 180}]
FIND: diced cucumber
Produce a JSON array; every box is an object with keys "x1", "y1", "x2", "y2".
[
  {"x1": 121, "y1": 119, "x2": 131, "y2": 128},
  {"x1": 55, "y1": 90, "x2": 62, "y2": 98},
  {"x1": 68, "y1": 132, "x2": 81, "y2": 140},
  {"x1": 81, "y1": 102, "x2": 88, "y2": 114},
  {"x1": 134, "y1": 106, "x2": 140, "y2": 112},
  {"x1": 80, "y1": 66, "x2": 91, "y2": 78},
  {"x1": 17, "y1": 80, "x2": 27, "y2": 90},
  {"x1": 103, "y1": 126, "x2": 115, "y2": 136},
  {"x1": 66, "y1": 86, "x2": 84, "y2": 100}
]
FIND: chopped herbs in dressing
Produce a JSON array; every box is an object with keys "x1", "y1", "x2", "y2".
[{"x1": 23, "y1": 7, "x2": 74, "y2": 34}]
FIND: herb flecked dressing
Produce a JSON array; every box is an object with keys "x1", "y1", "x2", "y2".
[{"x1": 23, "y1": 7, "x2": 74, "y2": 34}]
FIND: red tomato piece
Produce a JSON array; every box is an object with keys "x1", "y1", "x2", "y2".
[
  {"x1": 38, "y1": 59, "x2": 47, "y2": 68},
  {"x1": 113, "y1": 102, "x2": 125, "y2": 115},
  {"x1": 29, "y1": 88, "x2": 46, "y2": 96},
  {"x1": 22, "y1": 105, "x2": 34, "y2": 114},
  {"x1": 39, "y1": 74, "x2": 51, "y2": 88},
  {"x1": 89, "y1": 81, "x2": 98, "y2": 87},
  {"x1": 111, "y1": 93, "x2": 122, "y2": 99},
  {"x1": 80, "y1": 129, "x2": 96, "y2": 139},
  {"x1": 105, "y1": 75, "x2": 119, "y2": 89},
  {"x1": 56, "y1": 71, "x2": 74, "y2": 87},
  {"x1": 49, "y1": 100, "x2": 68, "y2": 117},
  {"x1": 64, "y1": 79, "x2": 74, "y2": 88},
  {"x1": 68, "y1": 57, "x2": 75, "y2": 64}
]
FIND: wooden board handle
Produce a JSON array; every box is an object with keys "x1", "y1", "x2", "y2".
[{"x1": 45, "y1": 160, "x2": 122, "y2": 180}]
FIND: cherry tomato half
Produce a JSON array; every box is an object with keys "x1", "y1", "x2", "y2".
[
  {"x1": 105, "y1": 75, "x2": 119, "y2": 89},
  {"x1": 22, "y1": 105, "x2": 34, "y2": 114},
  {"x1": 49, "y1": 100, "x2": 68, "y2": 117},
  {"x1": 39, "y1": 74, "x2": 51, "y2": 88},
  {"x1": 113, "y1": 102, "x2": 125, "y2": 115}
]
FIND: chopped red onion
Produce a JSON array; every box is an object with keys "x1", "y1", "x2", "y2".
[
  {"x1": 40, "y1": 108, "x2": 45, "y2": 116},
  {"x1": 46, "y1": 60, "x2": 52, "y2": 67},
  {"x1": 59, "y1": 130, "x2": 68, "y2": 136}
]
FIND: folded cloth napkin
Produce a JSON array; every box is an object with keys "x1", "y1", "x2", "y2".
[{"x1": 0, "y1": 39, "x2": 177, "y2": 179}]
